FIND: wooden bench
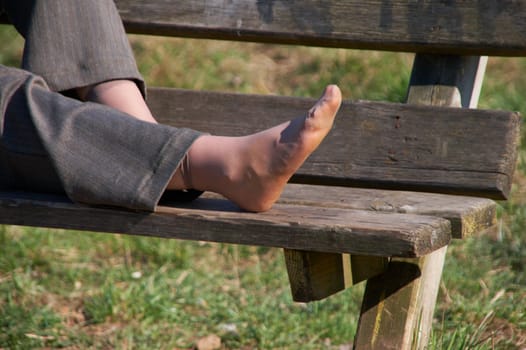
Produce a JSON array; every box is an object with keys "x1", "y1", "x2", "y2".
[{"x1": 0, "y1": 1, "x2": 522, "y2": 349}]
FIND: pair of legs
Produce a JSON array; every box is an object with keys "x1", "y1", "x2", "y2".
[
  {"x1": 1, "y1": 0, "x2": 341, "y2": 212},
  {"x1": 80, "y1": 80, "x2": 342, "y2": 212}
]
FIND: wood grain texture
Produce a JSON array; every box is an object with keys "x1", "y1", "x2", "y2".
[
  {"x1": 354, "y1": 248, "x2": 448, "y2": 349},
  {"x1": 278, "y1": 168, "x2": 496, "y2": 303},
  {"x1": 284, "y1": 250, "x2": 346, "y2": 302},
  {"x1": 151, "y1": 183, "x2": 496, "y2": 240},
  {"x1": 284, "y1": 251, "x2": 388, "y2": 302},
  {"x1": 0, "y1": 191, "x2": 451, "y2": 257},
  {"x1": 2, "y1": 1, "x2": 526, "y2": 55},
  {"x1": 279, "y1": 183, "x2": 495, "y2": 302},
  {"x1": 147, "y1": 88, "x2": 520, "y2": 199},
  {"x1": 279, "y1": 184, "x2": 496, "y2": 239},
  {"x1": 110, "y1": 0, "x2": 526, "y2": 56},
  {"x1": 408, "y1": 55, "x2": 488, "y2": 108}
]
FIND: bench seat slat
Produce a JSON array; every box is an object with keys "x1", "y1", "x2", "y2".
[
  {"x1": 111, "y1": 0, "x2": 526, "y2": 56},
  {"x1": 0, "y1": 190, "x2": 450, "y2": 258},
  {"x1": 279, "y1": 184, "x2": 495, "y2": 239},
  {"x1": 147, "y1": 88, "x2": 520, "y2": 199},
  {"x1": 203, "y1": 184, "x2": 497, "y2": 239}
]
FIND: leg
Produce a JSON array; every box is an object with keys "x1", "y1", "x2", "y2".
[
  {"x1": 0, "y1": 65, "x2": 201, "y2": 211},
  {"x1": 4, "y1": 0, "x2": 144, "y2": 96},
  {"x1": 77, "y1": 80, "x2": 157, "y2": 123},
  {"x1": 4, "y1": 0, "x2": 154, "y2": 122},
  {"x1": 0, "y1": 65, "x2": 341, "y2": 212},
  {"x1": 1, "y1": 1, "x2": 343, "y2": 212}
]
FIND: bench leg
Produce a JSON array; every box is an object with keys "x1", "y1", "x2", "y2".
[
  {"x1": 284, "y1": 250, "x2": 387, "y2": 302},
  {"x1": 353, "y1": 246, "x2": 447, "y2": 350}
]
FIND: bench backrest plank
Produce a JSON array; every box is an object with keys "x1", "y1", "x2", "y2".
[
  {"x1": 147, "y1": 88, "x2": 520, "y2": 199},
  {"x1": 114, "y1": 0, "x2": 526, "y2": 56}
]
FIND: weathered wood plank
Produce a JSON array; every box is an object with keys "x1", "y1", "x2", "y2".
[
  {"x1": 0, "y1": 191, "x2": 451, "y2": 258},
  {"x1": 354, "y1": 247, "x2": 448, "y2": 349},
  {"x1": 2, "y1": 1, "x2": 526, "y2": 55},
  {"x1": 0, "y1": 1, "x2": 520, "y2": 56},
  {"x1": 147, "y1": 88, "x2": 520, "y2": 200},
  {"x1": 281, "y1": 177, "x2": 496, "y2": 302},
  {"x1": 285, "y1": 250, "x2": 346, "y2": 302},
  {"x1": 4, "y1": 0, "x2": 526, "y2": 56},
  {"x1": 285, "y1": 251, "x2": 388, "y2": 302},
  {"x1": 112, "y1": 0, "x2": 526, "y2": 56},
  {"x1": 278, "y1": 184, "x2": 496, "y2": 239}
]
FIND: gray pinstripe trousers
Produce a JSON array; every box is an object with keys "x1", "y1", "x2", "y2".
[{"x1": 0, "y1": 0, "x2": 203, "y2": 211}]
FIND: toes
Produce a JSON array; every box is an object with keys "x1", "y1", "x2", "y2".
[
  {"x1": 321, "y1": 84, "x2": 342, "y2": 111},
  {"x1": 309, "y1": 85, "x2": 342, "y2": 119},
  {"x1": 305, "y1": 85, "x2": 341, "y2": 131}
]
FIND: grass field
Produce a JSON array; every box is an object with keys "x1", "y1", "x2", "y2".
[{"x1": 0, "y1": 25, "x2": 525, "y2": 349}]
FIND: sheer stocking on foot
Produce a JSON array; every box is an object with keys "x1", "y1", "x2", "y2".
[{"x1": 169, "y1": 85, "x2": 342, "y2": 212}]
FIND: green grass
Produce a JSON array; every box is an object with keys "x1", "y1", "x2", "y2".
[{"x1": 1, "y1": 25, "x2": 525, "y2": 349}]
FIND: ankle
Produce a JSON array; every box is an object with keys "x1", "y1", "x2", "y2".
[{"x1": 185, "y1": 135, "x2": 242, "y2": 193}]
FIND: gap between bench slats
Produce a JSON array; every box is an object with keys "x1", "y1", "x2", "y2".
[
  {"x1": 113, "y1": 0, "x2": 526, "y2": 56},
  {"x1": 146, "y1": 87, "x2": 520, "y2": 200}
]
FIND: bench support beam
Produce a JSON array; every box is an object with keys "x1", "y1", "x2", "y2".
[
  {"x1": 285, "y1": 251, "x2": 387, "y2": 302},
  {"x1": 353, "y1": 54, "x2": 486, "y2": 349},
  {"x1": 353, "y1": 247, "x2": 447, "y2": 349}
]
